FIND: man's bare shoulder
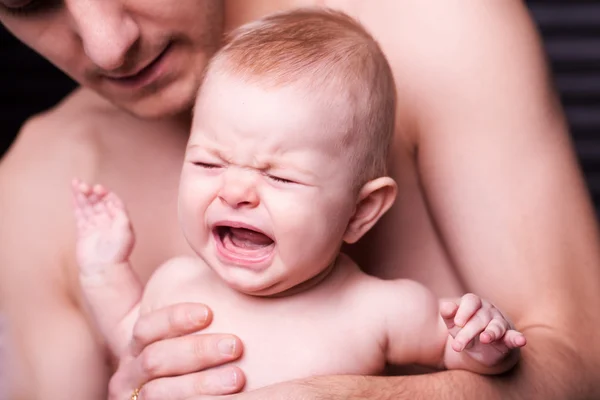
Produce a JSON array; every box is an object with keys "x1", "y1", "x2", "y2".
[
  {"x1": 329, "y1": 0, "x2": 547, "y2": 146},
  {"x1": 1, "y1": 88, "x2": 125, "y2": 183},
  {"x1": 0, "y1": 91, "x2": 128, "y2": 397},
  {"x1": 0, "y1": 88, "x2": 130, "y2": 286}
]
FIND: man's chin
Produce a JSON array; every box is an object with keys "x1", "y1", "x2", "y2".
[
  {"x1": 97, "y1": 78, "x2": 198, "y2": 121},
  {"x1": 111, "y1": 93, "x2": 195, "y2": 121}
]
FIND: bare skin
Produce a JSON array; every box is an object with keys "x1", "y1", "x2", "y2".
[
  {"x1": 1, "y1": 0, "x2": 600, "y2": 399},
  {"x1": 71, "y1": 179, "x2": 525, "y2": 393},
  {"x1": 0, "y1": 315, "x2": 7, "y2": 398}
]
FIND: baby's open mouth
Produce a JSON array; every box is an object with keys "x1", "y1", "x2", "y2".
[{"x1": 214, "y1": 225, "x2": 275, "y2": 265}]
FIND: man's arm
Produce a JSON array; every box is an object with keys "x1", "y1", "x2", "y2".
[
  {"x1": 205, "y1": 332, "x2": 585, "y2": 400},
  {"x1": 0, "y1": 114, "x2": 112, "y2": 399},
  {"x1": 216, "y1": 1, "x2": 599, "y2": 399},
  {"x1": 346, "y1": 0, "x2": 599, "y2": 398}
]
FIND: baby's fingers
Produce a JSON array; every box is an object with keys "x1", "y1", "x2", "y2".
[
  {"x1": 454, "y1": 293, "x2": 483, "y2": 327},
  {"x1": 440, "y1": 300, "x2": 459, "y2": 330},
  {"x1": 502, "y1": 330, "x2": 527, "y2": 349},
  {"x1": 480, "y1": 313, "x2": 509, "y2": 344},
  {"x1": 452, "y1": 309, "x2": 491, "y2": 352}
]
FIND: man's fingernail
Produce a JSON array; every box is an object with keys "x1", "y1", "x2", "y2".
[
  {"x1": 221, "y1": 369, "x2": 240, "y2": 388},
  {"x1": 218, "y1": 338, "x2": 237, "y2": 356},
  {"x1": 190, "y1": 308, "x2": 209, "y2": 325},
  {"x1": 197, "y1": 308, "x2": 209, "y2": 323}
]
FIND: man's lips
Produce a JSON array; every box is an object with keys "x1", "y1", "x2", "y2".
[{"x1": 101, "y1": 44, "x2": 172, "y2": 83}]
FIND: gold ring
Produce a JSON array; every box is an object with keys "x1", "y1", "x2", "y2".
[{"x1": 130, "y1": 387, "x2": 141, "y2": 400}]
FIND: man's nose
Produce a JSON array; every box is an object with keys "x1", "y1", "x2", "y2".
[
  {"x1": 67, "y1": 0, "x2": 140, "y2": 71},
  {"x1": 218, "y1": 170, "x2": 260, "y2": 209}
]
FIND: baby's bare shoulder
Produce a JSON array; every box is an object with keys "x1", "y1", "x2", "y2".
[
  {"x1": 155, "y1": 256, "x2": 208, "y2": 279},
  {"x1": 147, "y1": 256, "x2": 211, "y2": 290},
  {"x1": 141, "y1": 257, "x2": 214, "y2": 311},
  {"x1": 347, "y1": 271, "x2": 438, "y2": 321}
]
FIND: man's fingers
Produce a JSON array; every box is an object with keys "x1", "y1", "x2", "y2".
[
  {"x1": 136, "y1": 334, "x2": 243, "y2": 380},
  {"x1": 109, "y1": 334, "x2": 244, "y2": 400},
  {"x1": 137, "y1": 366, "x2": 245, "y2": 399},
  {"x1": 130, "y1": 303, "x2": 213, "y2": 356}
]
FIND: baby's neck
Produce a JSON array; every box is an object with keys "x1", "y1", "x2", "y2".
[{"x1": 266, "y1": 257, "x2": 340, "y2": 299}]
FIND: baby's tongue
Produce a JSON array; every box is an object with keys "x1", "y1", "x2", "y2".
[{"x1": 228, "y1": 227, "x2": 273, "y2": 249}]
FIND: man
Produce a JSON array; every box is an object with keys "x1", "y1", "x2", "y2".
[{"x1": 1, "y1": 0, "x2": 599, "y2": 399}]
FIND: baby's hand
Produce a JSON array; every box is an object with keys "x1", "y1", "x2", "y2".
[
  {"x1": 440, "y1": 294, "x2": 526, "y2": 367},
  {"x1": 72, "y1": 179, "x2": 134, "y2": 275}
]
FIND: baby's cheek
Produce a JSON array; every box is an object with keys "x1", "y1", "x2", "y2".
[{"x1": 178, "y1": 203, "x2": 207, "y2": 251}]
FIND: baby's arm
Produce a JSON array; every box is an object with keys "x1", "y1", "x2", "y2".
[
  {"x1": 72, "y1": 179, "x2": 143, "y2": 357},
  {"x1": 383, "y1": 281, "x2": 525, "y2": 375}
]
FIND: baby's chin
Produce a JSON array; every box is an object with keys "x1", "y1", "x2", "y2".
[
  {"x1": 215, "y1": 266, "x2": 292, "y2": 297},
  {"x1": 223, "y1": 272, "x2": 330, "y2": 299},
  {"x1": 227, "y1": 280, "x2": 292, "y2": 298}
]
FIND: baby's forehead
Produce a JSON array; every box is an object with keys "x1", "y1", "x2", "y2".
[
  {"x1": 190, "y1": 119, "x2": 346, "y2": 156},
  {"x1": 194, "y1": 74, "x2": 353, "y2": 144}
]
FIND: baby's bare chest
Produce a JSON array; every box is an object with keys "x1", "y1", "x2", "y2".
[{"x1": 145, "y1": 283, "x2": 386, "y2": 390}]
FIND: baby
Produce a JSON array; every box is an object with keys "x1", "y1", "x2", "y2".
[{"x1": 72, "y1": 8, "x2": 526, "y2": 391}]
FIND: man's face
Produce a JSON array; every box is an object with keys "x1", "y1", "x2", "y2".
[
  {"x1": 0, "y1": 0, "x2": 223, "y2": 118},
  {"x1": 178, "y1": 74, "x2": 359, "y2": 296}
]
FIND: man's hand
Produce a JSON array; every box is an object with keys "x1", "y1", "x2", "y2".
[
  {"x1": 187, "y1": 381, "x2": 313, "y2": 400},
  {"x1": 108, "y1": 302, "x2": 246, "y2": 400}
]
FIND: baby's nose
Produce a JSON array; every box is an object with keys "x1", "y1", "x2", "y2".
[{"x1": 218, "y1": 173, "x2": 260, "y2": 209}]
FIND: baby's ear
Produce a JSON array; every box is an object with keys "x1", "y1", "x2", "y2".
[{"x1": 343, "y1": 177, "x2": 397, "y2": 244}]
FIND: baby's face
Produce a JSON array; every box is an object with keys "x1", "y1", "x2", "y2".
[{"x1": 179, "y1": 73, "x2": 358, "y2": 296}]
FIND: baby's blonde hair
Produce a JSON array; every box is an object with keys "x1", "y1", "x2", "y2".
[{"x1": 202, "y1": 8, "x2": 397, "y2": 187}]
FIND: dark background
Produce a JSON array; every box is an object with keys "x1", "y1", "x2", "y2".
[{"x1": 1, "y1": 1, "x2": 600, "y2": 211}]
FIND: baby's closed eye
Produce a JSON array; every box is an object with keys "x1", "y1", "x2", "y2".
[
  {"x1": 192, "y1": 162, "x2": 222, "y2": 169},
  {"x1": 266, "y1": 174, "x2": 297, "y2": 184}
]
